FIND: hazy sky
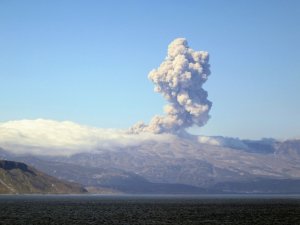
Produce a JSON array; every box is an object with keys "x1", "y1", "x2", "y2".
[{"x1": 0, "y1": 0, "x2": 299, "y2": 139}]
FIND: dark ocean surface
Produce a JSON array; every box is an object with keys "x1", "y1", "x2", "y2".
[{"x1": 0, "y1": 194, "x2": 300, "y2": 225}]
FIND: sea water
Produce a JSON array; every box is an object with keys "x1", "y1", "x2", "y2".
[{"x1": 0, "y1": 194, "x2": 299, "y2": 224}]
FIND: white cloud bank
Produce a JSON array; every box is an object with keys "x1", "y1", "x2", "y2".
[
  {"x1": 197, "y1": 136, "x2": 249, "y2": 149},
  {"x1": 0, "y1": 119, "x2": 284, "y2": 157},
  {"x1": 0, "y1": 119, "x2": 173, "y2": 156}
]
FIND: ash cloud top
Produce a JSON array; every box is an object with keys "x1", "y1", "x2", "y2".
[{"x1": 130, "y1": 38, "x2": 212, "y2": 134}]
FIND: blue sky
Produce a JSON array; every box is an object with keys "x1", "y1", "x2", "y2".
[{"x1": 0, "y1": 0, "x2": 299, "y2": 139}]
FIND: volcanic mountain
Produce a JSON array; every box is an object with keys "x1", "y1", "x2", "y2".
[{"x1": 0, "y1": 119, "x2": 299, "y2": 194}]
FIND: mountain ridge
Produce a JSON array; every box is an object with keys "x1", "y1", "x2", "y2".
[
  {"x1": 0, "y1": 159, "x2": 87, "y2": 194},
  {"x1": 1, "y1": 135, "x2": 300, "y2": 194}
]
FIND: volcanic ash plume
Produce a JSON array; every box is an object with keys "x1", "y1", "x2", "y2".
[{"x1": 131, "y1": 38, "x2": 212, "y2": 134}]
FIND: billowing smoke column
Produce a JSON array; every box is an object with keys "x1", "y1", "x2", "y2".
[{"x1": 131, "y1": 38, "x2": 212, "y2": 134}]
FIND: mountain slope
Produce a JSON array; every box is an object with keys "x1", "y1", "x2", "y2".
[
  {"x1": 4, "y1": 156, "x2": 207, "y2": 194},
  {"x1": 55, "y1": 137, "x2": 300, "y2": 187},
  {"x1": 0, "y1": 160, "x2": 87, "y2": 194},
  {"x1": 2, "y1": 137, "x2": 300, "y2": 194}
]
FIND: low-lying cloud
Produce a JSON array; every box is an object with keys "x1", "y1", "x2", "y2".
[{"x1": 0, "y1": 119, "x2": 173, "y2": 156}]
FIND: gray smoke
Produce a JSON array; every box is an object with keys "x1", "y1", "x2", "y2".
[{"x1": 131, "y1": 38, "x2": 212, "y2": 134}]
